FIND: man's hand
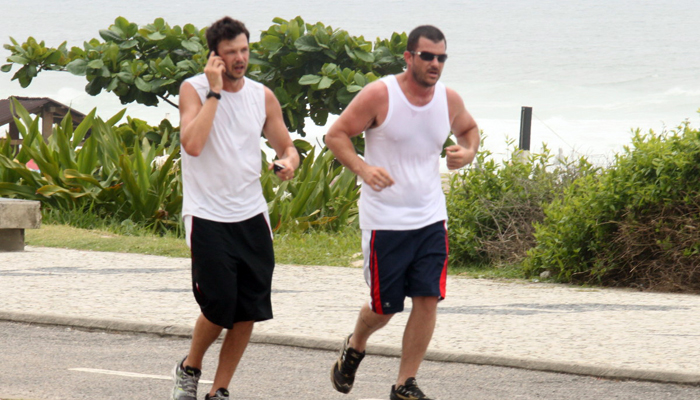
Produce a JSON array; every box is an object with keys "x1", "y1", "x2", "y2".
[
  {"x1": 268, "y1": 159, "x2": 295, "y2": 181},
  {"x1": 360, "y1": 165, "x2": 395, "y2": 192},
  {"x1": 204, "y1": 51, "x2": 225, "y2": 93},
  {"x1": 445, "y1": 144, "x2": 476, "y2": 170}
]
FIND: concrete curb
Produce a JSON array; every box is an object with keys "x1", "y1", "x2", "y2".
[{"x1": 2, "y1": 311, "x2": 699, "y2": 386}]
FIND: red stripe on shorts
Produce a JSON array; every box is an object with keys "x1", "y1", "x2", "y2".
[
  {"x1": 440, "y1": 221, "x2": 449, "y2": 299},
  {"x1": 370, "y1": 231, "x2": 384, "y2": 314}
]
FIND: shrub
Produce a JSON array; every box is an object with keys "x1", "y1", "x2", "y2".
[
  {"x1": 262, "y1": 146, "x2": 359, "y2": 232},
  {"x1": 446, "y1": 138, "x2": 596, "y2": 268},
  {"x1": 525, "y1": 121, "x2": 700, "y2": 292},
  {"x1": 0, "y1": 98, "x2": 182, "y2": 233},
  {"x1": 0, "y1": 99, "x2": 360, "y2": 235}
]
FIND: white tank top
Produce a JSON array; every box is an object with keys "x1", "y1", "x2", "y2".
[
  {"x1": 181, "y1": 74, "x2": 268, "y2": 222},
  {"x1": 360, "y1": 75, "x2": 451, "y2": 230}
]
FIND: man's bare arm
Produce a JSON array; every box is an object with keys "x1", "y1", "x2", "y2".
[
  {"x1": 445, "y1": 88, "x2": 479, "y2": 170},
  {"x1": 325, "y1": 81, "x2": 394, "y2": 192},
  {"x1": 180, "y1": 52, "x2": 226, "y2": 157},
  {"x1": 262, "y1": 87, "x2": 299, "y2": 181}
]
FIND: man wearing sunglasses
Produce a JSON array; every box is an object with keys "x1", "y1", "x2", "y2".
[{"x1": 326, "y1": 25, "x2": 479, "y2": 400}]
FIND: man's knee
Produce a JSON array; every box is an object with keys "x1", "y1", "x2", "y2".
[
  {"x1": 361, "y1": 303, "x2": 394, "y2": 327},
  {"x1": 411, "y1": 296, "x2": 439, "y2": 311}
]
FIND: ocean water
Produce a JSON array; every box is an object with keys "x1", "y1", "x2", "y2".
[{"x1": 1, "y1": 0, "x2": 699, "y2": 164}]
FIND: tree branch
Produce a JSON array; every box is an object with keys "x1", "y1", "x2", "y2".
[{"x1": 158, "y1": 95, "x2": 178, "y2": 109}]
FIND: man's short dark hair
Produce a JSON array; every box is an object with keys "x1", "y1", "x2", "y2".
[
  {"x1": 206, "y1": 17, "x2": 250, "y2": 54},
  {"x1": 407, "y1": 25, "x2": 446, "y2": 52}
]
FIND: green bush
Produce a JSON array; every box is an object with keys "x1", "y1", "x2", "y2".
[
  {"x1": 0, "y1": 98, "x2": 182, "y2": 233},
  {"x1": 525, "y1": 121, "x2": 700, "y2": 291},
  {"x1": 263, "y1": 146, "x2": 359, "y2": 232},
  {"x1": 446, "y1": 138, "x2": 596, "y2": 268},
  {"x1": 0, "y1": 99, "x2": 360, "y2": 235}
]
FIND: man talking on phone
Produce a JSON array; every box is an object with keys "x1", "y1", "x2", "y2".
[
  {"x1": 171, "y1": 16, "x2": 299, "y2": 400},
  {"x1": 326, "y1": 25, "x2": 479, "y2": 399}
]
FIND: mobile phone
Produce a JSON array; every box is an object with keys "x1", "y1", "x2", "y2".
[{"x1": 273, "y1": 162, "x2": 285, "y2": 173}]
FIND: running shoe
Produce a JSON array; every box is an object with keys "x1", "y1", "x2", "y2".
[
  {"x1": 171, "y1": 356, "x2": 201, "y2": 400},
  {"x1": 205, "y1": 388, "x2": 230, "y2": 400},
  {"x1": 390, "y1": 377, "x2": 434, "y2": 400},
  {"x1": 330, "y1": 334, "x2": 366, "y2": 393}
]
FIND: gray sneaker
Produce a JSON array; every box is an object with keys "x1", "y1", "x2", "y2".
[
  {"x1": 172, "y1": 357, "x2": 201, "y2": 400},
  {"x1": 205, "y1": 388, "x2": 230, "y2": 400}
]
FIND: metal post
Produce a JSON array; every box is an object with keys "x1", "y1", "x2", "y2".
[{"x1": 519, "y1": 106, "x2": 532, "y2": 151}]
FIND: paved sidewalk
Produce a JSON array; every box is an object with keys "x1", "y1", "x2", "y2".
[{"x1": 1, "y1": 246, "x2": 699, "y2": 385}]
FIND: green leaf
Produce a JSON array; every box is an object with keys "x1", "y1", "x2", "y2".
[
  {"x1": 0, "y1": 183, "x2": 41, "y2": 200},
  {"x1": 71, "y1": 108, "x2": 96, "y2": 147},
  {"x1": 87, "y1": 59, "x2": 104, "y2": 69},
  {"x1": 314, "y1": 28, "x2": 330, "y2": 47},
  {"x1": 181, "y1": 39, "x2": 202, "y2": 53},
  {"x1": 44, "y1": 50, "x2": 63, "y2": 64},
  {"x1": 64, "y1": 168, "x2": 102, "y2": 187},
  {"x1": 353, "y1": 49, "x2": 374, "y2": 63},
  {"x1": 158, "y1": 55, "x2": 176, "y2": 71},
  {"x1": 147, "y1": 32, "x2": 166, "y2": 41},
  {"x1": 7, "y1": 55, "x2": 29, "y2": 65},
  {"x1": 299, "y1": 74, "x2": 322, "y2": 85},
  {"x1": 134, "y1": 77, "x2": 151, "y2": 92},
  {"x1": 288, "y1": 20, "x2": 301, "y2": 42},
  {"x1": 294, "y1": 35, "x2": 322, "y2": 52},
  {"x1": 119, "y1": 40, "x2": 138, "y2": 50},
  {"x1": 105, "y1": 77, "x2": 118, "y2": 91},
  {"x1": 106, "y1": 109, "x2": 127, "y2": 126},
  {"x1": 117, "y1": 70, "x2": 134, "y2": 84},
  {"x1": 85, "y1": 76, "x2": 105, "y2": 95},
  {"x1": 336, "y1": 87, "x2": 355, "y2": 105},
  {"x1": 1, "y1": 64, "x2": 12, "y2": 73},
  {"x1": 75, "y1": 135, "x2": 99, "y2": 175},
  {"x1": 99, "y1": 29, "x2": 124, "y2": 42},
  {"x1": 66, "y1": 59, "x2": 88, "y2": 75},
  {"x1": 318, "y1": 76, "x2": 333, "y2": 90},
  {"x1": 274, "y1": 86, "x2": 291, "y2": 106},
  {"x1": 260, "y1": 35, "x2": 283, "y2": 52}
]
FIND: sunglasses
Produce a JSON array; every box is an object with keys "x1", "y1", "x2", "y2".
[{"x1": 410, "y1": 51, "x2": 448, "y2": 63}]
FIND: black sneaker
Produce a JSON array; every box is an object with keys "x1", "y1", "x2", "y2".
[
  {"x1": 205, "y1": 388, "x2": 230, "y2": 400},
  {"x1": 171, "y1": 357, "x2": 201, "y2": 400},
  {"x1": 330, "y1": 334, "x2": 365, "y2": 393},
  {"x1": 390, "y1": 377, "x2": 434, "y2": 400}
]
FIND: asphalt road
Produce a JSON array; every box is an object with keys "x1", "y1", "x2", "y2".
[{"x1": 1, "y1": 321, "x2": 698, "y2": 400}]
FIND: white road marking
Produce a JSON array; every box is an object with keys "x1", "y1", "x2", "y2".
[{"x1": 68, "y1": 368, "x2": 214, "y2": 384}]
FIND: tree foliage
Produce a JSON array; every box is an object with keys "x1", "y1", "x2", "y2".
[
  {"x1": 2, "y1": 16, "x2": 407, "y2": 136},
  {"x1": 3, "y1": 17, "x2": 206, "y2": 108},
  {"x1": 249, "y1": 16, "x2": 406, "y2": 134}
]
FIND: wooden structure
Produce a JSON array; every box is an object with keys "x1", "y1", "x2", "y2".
[{"x1": 0, "y1": 96, "x2": 87, "y2": 146}]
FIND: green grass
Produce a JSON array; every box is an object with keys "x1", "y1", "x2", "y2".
[
  {"x1": 26, "y1": 211, "x2": 520, "y2": 278},
  {"x1": 25, "y1": 223, "x2": 362, "y2": 267},
  {"x1": 25, "y1": 224, "x2": 190, "y2": 258},
  {"x1": 450, "y1": 262, "x2": 525, "y2": 280}
]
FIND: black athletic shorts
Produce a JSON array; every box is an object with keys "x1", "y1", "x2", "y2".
[{"x1": 187, "y1": 213, "x2": 275, "y2": 329}]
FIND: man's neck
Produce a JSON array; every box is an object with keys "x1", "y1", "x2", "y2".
[
  {"x1": 396, "y1": 72, "x2": 435, "y2": 106},
  {"x1": 222, "y1": 76, "x2": 246, "y2": 93}
]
